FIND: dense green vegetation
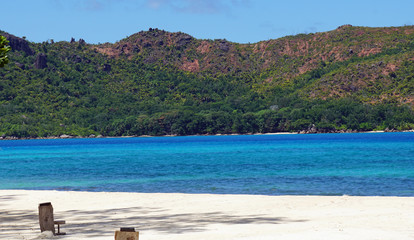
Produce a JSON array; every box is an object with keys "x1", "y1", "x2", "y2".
[
  {"x1": 0, "y1": 26, "x2": 413, "y2": 138},
  {"x1": 0, "y1": 35, "x2": 9, "y2": 67}
]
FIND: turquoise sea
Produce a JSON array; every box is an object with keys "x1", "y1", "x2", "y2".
[{"x1": 0, "y1": 132, "x2": 413, "y2": 196}]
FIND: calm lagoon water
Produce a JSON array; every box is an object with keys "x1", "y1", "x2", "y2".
[{"x1": 1, "y1": 132, "x2": 413, "y2": 196}]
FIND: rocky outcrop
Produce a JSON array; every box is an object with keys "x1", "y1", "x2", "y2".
[
  {"x1": 34, "y1": 53, "x2": 47, "y2": 69},
  {"x1": 87, "y1": 25, "x2": 414, "y2": 106},
  {"x1": 175, "y1": 33, "x2": 193, "y2": 48},
  {"x1": 3, "y1": 33, "x2": 34, "y2": 56},
  {"x1": 218, "y1": 40, "x2": 230, "y2": 52}
]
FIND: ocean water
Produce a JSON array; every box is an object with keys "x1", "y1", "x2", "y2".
[{"x1": 0, "y1": 133, "x2": 413, "y2": 196}]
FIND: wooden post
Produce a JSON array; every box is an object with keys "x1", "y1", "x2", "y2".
[
  {"x1": 38, "y1": 202, "x2": 55, "y2": 235},
  {"x1": 115, "y1": 227, "x2": 139, "y2": 240}
]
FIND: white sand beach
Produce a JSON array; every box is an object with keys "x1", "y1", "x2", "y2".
[{"x1": 1, "y1": 190, "x2": 413, "y2": 240}]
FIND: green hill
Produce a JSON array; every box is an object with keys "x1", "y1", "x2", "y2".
[{"x1": 1, "y1": 25, "x2": 413, "y2": 138}]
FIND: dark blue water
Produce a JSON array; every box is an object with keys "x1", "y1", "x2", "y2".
[{"x1": 0, "y1": 133, "x2": 413, "y2": 196}]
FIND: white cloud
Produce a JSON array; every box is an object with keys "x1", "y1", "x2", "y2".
[{"x1": 146, "y1": 0, "x2": 250, "y2": 14}]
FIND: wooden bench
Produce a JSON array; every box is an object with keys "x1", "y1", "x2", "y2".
[{"x1": 38, "y1": 202, "x2": 66, "y2": 235}]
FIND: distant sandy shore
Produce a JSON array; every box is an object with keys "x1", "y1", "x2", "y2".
[
  {"x1": 1, "y1": 190, "x2": 413, "y2": 240},
  {"x1": 2, "y1": 130, "x2": 414, "y2": 141}
]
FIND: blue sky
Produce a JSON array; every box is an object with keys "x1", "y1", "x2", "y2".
[{"x1": 1, "y1": 0, "x2": 414, "y2": 44}]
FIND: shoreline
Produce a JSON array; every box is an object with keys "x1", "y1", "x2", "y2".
[
  {"x1": 1, "y1": 129, "x2": 413, "y2": 141},
  {"x1": 1, "y1": 190, "x2": 413, "y2": 240}
]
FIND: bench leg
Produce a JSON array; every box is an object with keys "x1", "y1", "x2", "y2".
[
  {"x1": 55, "y1": 223, "x2": 66, "y2": 235},
  {"x1": 53, "y1": 220, "x2": 66, "y2": 235}
]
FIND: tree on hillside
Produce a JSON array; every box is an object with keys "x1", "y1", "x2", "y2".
[{"x1": 0, "y1": 35, "x2": 10, "y2": 67}]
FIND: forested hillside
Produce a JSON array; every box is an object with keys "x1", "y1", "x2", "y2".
[{"x1": 1, "y1": 25, "x2": 414, "y2": 138}]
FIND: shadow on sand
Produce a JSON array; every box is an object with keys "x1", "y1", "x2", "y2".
[{"x1": 1, "y1": 205, "x2": 306, "y2": 238}]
